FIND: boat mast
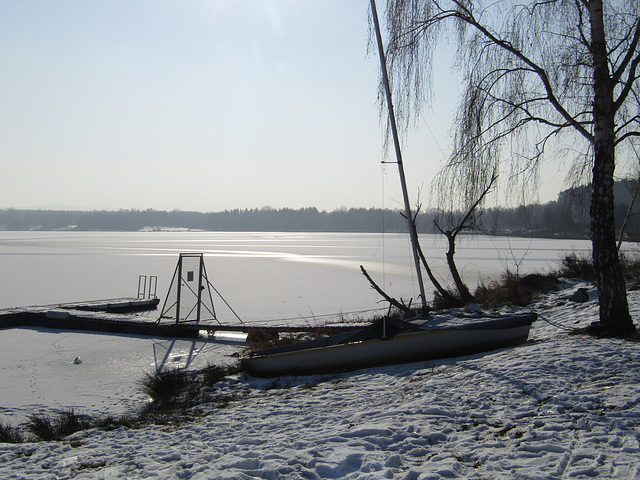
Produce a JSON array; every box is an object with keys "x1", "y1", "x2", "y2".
[{"x1": 370, "y1": 0, "x2": 428, "y2": 314}]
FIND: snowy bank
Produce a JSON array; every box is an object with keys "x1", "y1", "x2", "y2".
[{"x1": 1, "y1": 281, "x2": 639, "y2": 479}]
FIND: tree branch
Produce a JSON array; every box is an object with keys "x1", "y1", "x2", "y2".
[
  {"x1": 360, "y1": 265, "x2": 412, "y2": 314},
  {"x1": 447, "y1": 0, "x2": 594, "y2": 142}
]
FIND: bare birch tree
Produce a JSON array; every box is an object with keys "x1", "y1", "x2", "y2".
[{"x1": 379, "y1": 0, "x2": 639, "y2": 336}]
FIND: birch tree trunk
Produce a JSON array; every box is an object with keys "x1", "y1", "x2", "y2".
[{"x1": 589, "y1": 0, "x2": 635, "y2": 336}]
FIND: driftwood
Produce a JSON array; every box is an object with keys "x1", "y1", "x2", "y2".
[{"x1": 359, "y1": 265, "x2": 412, "y2": 314}]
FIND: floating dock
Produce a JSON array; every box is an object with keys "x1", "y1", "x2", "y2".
[
  {"x1": 0, "y1": 255, "x2": 366, "y2": 340},
  {"x1": 0, "y1": 298, "x2": 361, "y2": 341}
]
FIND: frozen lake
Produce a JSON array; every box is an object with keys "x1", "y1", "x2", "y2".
[
  {"x1": 0, "y1": 231, "x2": 596, "y2": 320},
  {"x1": 0, "y1": 231, "x2": 601, "y2": 420},
  {"x1": 0, "y1": 327, "x2": 241, "y2": 422}
]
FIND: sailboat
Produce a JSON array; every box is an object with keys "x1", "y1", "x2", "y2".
[
  {"x1": 242, "y1": 312, "x2": 535, "y2": 377},
  {"x1": 241, "y1": 0, "x2": 536, "y2": 377}
]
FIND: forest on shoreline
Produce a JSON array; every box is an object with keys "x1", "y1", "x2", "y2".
[{"x1": 3, "y1": 180, "x2": 640, "y2": 239}]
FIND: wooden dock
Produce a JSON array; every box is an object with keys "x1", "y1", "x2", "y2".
[
  {"x1": 57, "y1": 297, "x2": 161, "y2": 313},
  {"x1": 0, "y1": 298, "x2": 361, "y2": 341}
]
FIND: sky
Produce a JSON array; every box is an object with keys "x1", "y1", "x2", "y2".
[{"x1": 0, "y1": 0, "x2": 568, "y2": 213}]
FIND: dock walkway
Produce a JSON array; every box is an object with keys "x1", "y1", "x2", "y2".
[{"x1": 0, "y1": 298, "x2": 361, "y2": 340}]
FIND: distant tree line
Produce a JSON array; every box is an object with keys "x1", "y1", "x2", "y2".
[
  {"x1": 482, "y1": 179, "x2": 640, "y2": 240},
  {"x1": 0, "y1": 207, "x2": 411, "y2": 233},
  {"x1": 2, "y1": 180, "x2": 640, "y2": 239}
]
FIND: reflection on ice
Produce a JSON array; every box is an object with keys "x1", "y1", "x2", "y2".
[
  {"x1": 152, "y1": 335, "x2": 246, "y2": 372},
  {"x1": 152, "y1": 339, "x2": 208, "y2": 372}
]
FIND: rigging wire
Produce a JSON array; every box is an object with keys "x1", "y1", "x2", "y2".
[
  {"x1": 420, "y1": 111, "x2": 448, "y2": 160},
  {"x1": 207, "y1": 279, "x2": 243, "y2": 323},
  {"x1": 381, "y1": 160, "x2": 386, "y2": 290},
  {"x1": 238, "y1": 307, "x2": 389, "y2": 326}
]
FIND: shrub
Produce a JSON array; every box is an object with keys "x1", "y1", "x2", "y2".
[
  {"x1": 201, "y1": 363, "x2": 244, "y2": 386},
  {"x1": 431, "y1": 290, "x2": 464, "y2": 310},
  {"x1": 24, "y1": 413, "x2": 58, "y2": 441},
  {"x1": 0, "y1": 421, "x2": 23, "y2": 443},
  {"x1": 245, "y1": 329, "x2": 301, "y2": 352},
  {"x1": 474, "y1": 271, "x2": 559, "y2": 307},
  {"x1": 56, "y1": 409, "x2": 93, "y2": 437},
  {"x1": 204, "y1": 363, "x2": 246, "y2": 388},
  {"x1": 201, "y1": 364, "x2": 228, "y2": 386},
  {"x1": 556, "y1": 251, "x2": 640, "y2": 284},
  {"x1": 139, "y1": 368, "x2": 188, "y2": 405},
  {"x1": 93, "y1": 414, "x2": 142, "y2": 431},
  {"x1": 24, "y1": 409, "x2": 92, "y2": 442},
  {"x1": 558, "y1": 253, "x2": 596, "y2": 280}
]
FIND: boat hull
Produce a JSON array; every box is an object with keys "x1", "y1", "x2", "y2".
[{"x1": 243, "y1": 314, "x2": 535, "y2": 377}]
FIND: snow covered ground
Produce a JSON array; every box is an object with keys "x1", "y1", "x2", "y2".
[{"x1": 1, "y1": 280, "x2": 640, "y2": 479}]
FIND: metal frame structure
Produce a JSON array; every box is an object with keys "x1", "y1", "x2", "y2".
[
  {"x1": 157, "y1": 253, "x2": 218, "y2": 325},
  {"x1": 137, "y1": 274, "x2": 158, "y2": 299}
]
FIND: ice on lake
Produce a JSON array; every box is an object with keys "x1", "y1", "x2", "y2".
[{"x1": 0, "y1": 327, "x2": 243, "y2": 422}]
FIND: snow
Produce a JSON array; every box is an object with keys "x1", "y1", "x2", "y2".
[{"x1": 1, "y1": 280, "x2": 640, "y2": 479}]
